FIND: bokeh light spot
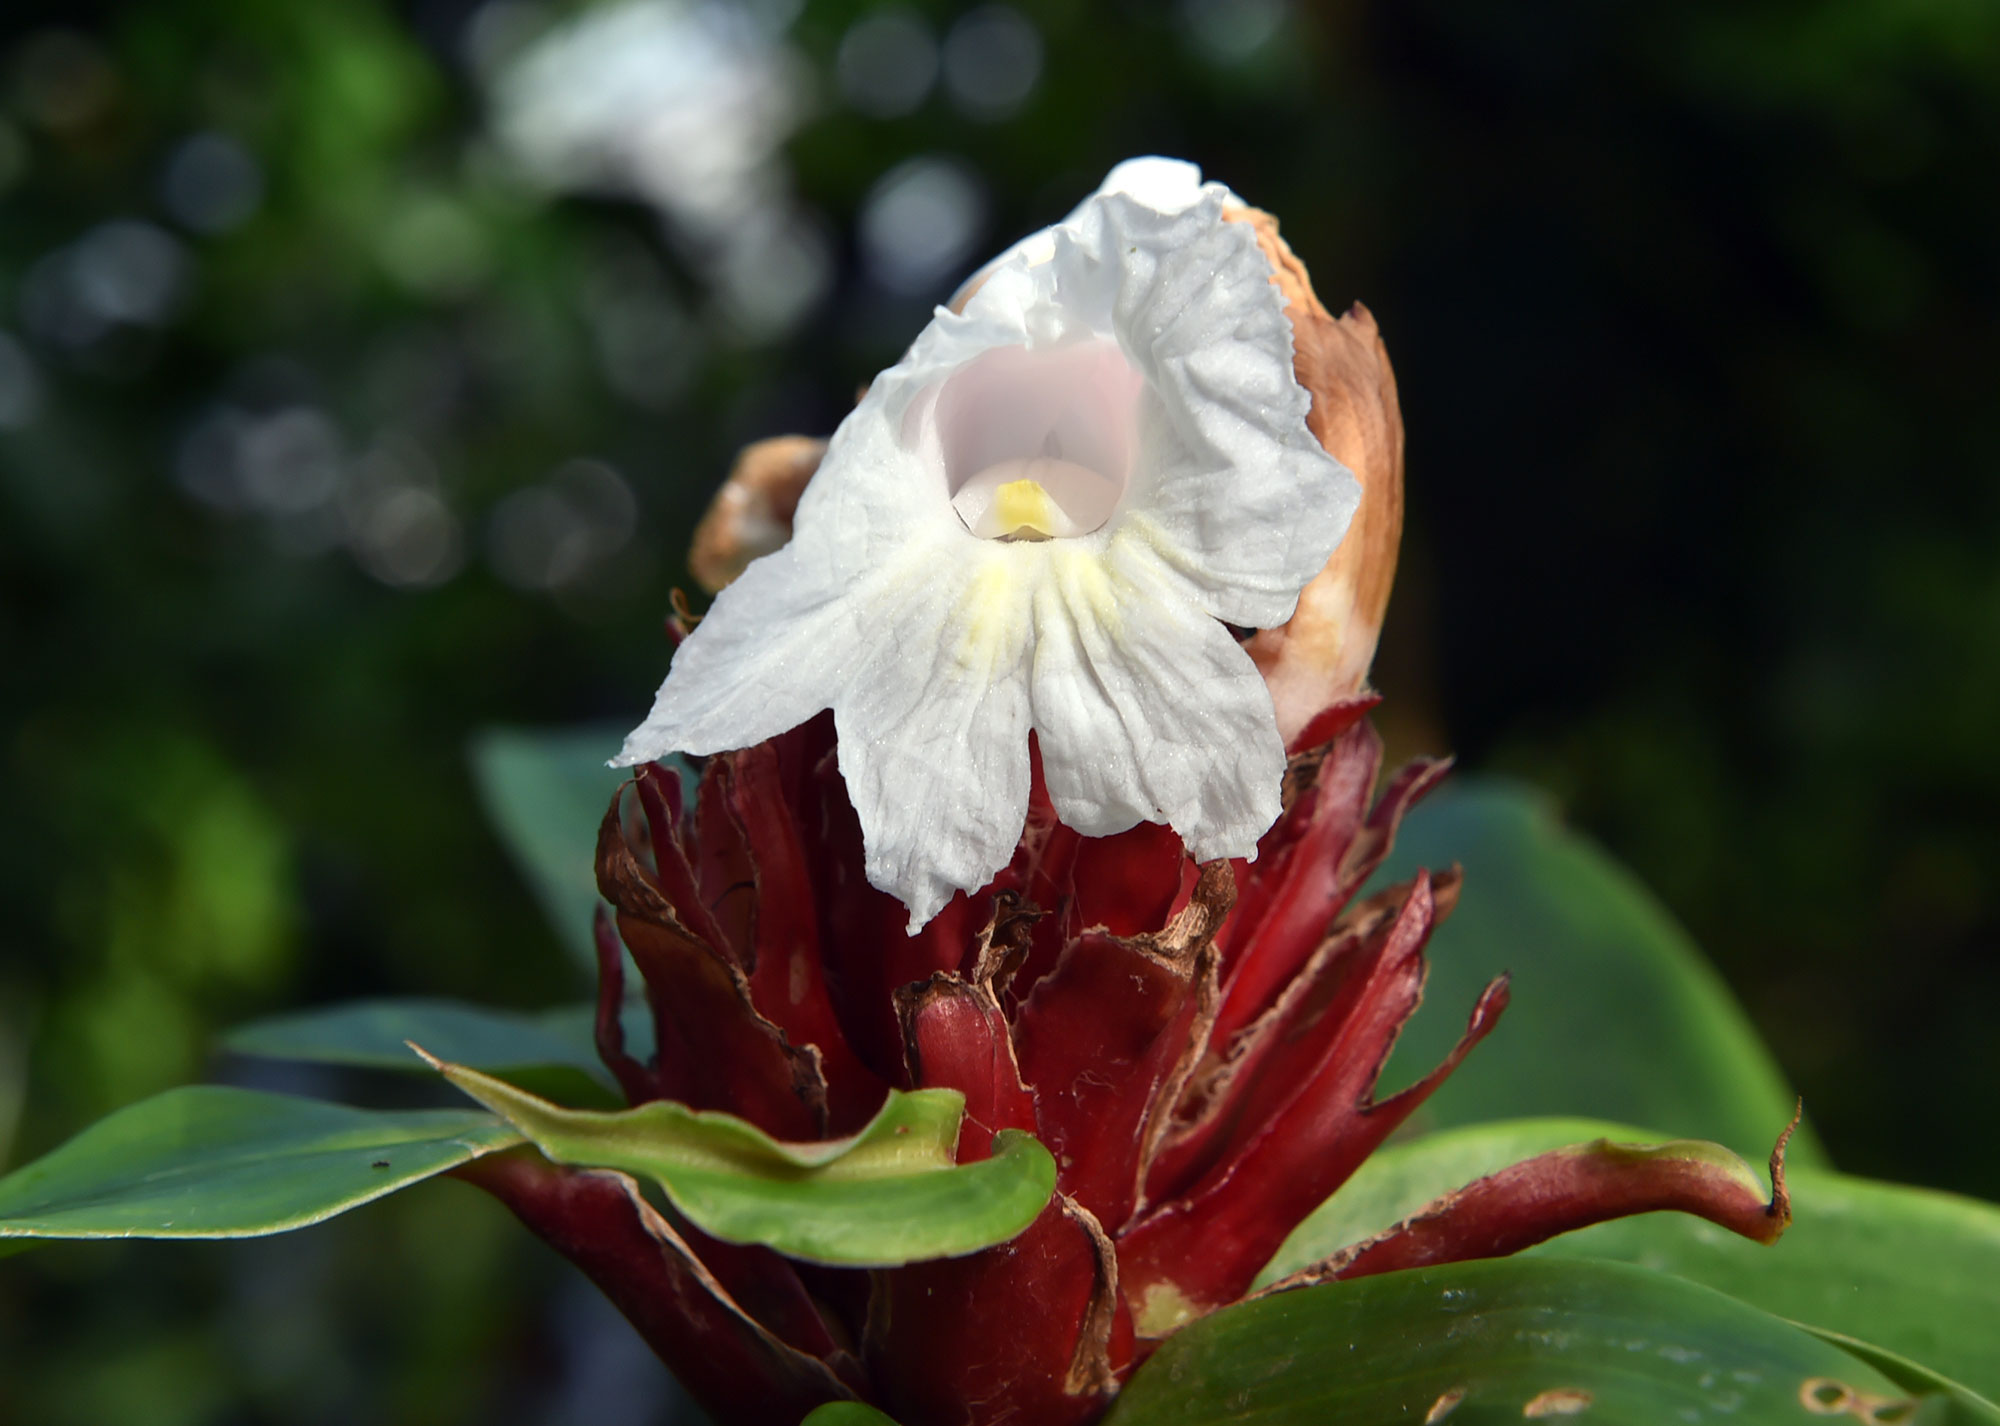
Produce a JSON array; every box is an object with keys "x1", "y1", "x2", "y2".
[
  {"x1": 1179, "y1": 0, "x2": 1289, "y2": 63},
  {"x1": 858, "y1": 155, "x2": 986, "y2": 297},
  {"x1": 160, "y1": 132, "x2": 264, "y2": 235},
  {"x1": 837, "y1": 7, "x2": 938, "y2": 119},
  {"x1": 942, "y1": 6, "x2": 1043, "y2": 122}
]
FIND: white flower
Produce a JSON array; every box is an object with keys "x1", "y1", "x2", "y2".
[{"x1": 616, "y1": 158, "x2": 1359, "y2": 931}]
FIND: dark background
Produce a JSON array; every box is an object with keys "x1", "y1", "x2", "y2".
[{"x1": 1, "y1": 1, "x2": 1994, "y2": 1421}]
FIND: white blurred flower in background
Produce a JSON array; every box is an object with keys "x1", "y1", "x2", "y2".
[{"x1": 479, "y1": 0, "x2": 829, "y2": 339}]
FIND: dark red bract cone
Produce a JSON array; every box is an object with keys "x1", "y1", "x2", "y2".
[{"x1": 455, "y1": 699, "x2": 1789, "y2": 1426}]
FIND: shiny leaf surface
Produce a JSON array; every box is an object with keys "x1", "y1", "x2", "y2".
[
  {"x1": 1110, "y1": 1257, "x2": 1939, "y2": 1425},
  {"x1": 0, "y1": 1087, "x2": 519, "y2": 1243}
]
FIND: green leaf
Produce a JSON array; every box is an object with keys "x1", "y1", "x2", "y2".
[
  {"x1": 1109, "y1": 1256, "x2": 1938, "y2": 1426},
  {"x1": 1373, "y1": 779, "x2": 1825, "y2": 1164},
  {"x1": 1800, "y1": 1330, "x2": 2000, "y2": 1422},
  {"x1": 801, "y1": 1406, "x2": 902, "y2": 1426},
  {"x1": 0, "y1": 1087, "x2": 520, "y2": 1244},
  {"x1": 468, "y1": 724, "x2": 637, "y2": 972},
  {"x1": 1262, "y1": 1117, "x2": 2000, "y2": 1404},
  {"x1": 426, "y1": 1054, "x2": 1057, "y2": 1267},
  {"x1": 1533, "y1": 1158, "x2": 2000, "y2": 1403},
  {"x1": 222, "y1": 997, "x2": 653, "y2": 1108}
]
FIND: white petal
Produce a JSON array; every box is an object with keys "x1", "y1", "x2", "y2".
[
  {"x1": 1094, "y1": 157, "x2": 1216, "y2": 215},
  {"x1": 617, "y1": 294, "x2": 1034, "y2": 766},
  {"x1": 1049, "y1": 184, "x2": 1359, "y2": 630},
  {"x1": 833, "y1": 545, "x2": 1036, "y2": 930},
  {"x1": 955, "y1": 157, "x2": 1239, "y2": 301},
  {"x1": 613, "y1": 539, "x2": 858, "y2": 762},
  {"x1": 1029, "y1": 537, "x2": 1283, "y2": 861}
]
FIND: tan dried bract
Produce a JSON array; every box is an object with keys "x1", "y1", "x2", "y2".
[
  {"x1": 1225, "y1": 205, "x2": 1406, "y2": 745},
  {"x1": 688, "y1": 435, "x2": 826, "y2": 593}
]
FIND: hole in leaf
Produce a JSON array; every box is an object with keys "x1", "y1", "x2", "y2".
[{"x1": 1802, "y1": 1380, "x2": 1855, "y2": 1415}]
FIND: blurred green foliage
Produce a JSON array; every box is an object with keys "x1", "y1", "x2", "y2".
[{"x1": 0, "y1": 0, "x2": 1995, "y2": 1421}]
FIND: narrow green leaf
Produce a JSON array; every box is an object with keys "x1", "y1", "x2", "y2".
[
  {"x1": 1109, "y1": 1257, "x2": 1932, "y2": 1426},
  {"x1": 468, "y1": 724, "x2": 637, "y2": 972},
  {"x1": 0, "y1": 1087, "x2": 520, "y2": 1243},
  {"x1": 222, "y1": 996, "x2": 653, "y2": 1107},
  {"x1": 1372, "y1": 780, "x2": 1825, "y2": 1164},
  {"x1": 1263, "y1": 1117, "x2": 2000, "y2": 1403},
  {"x1": 1799, "y1": 1330, "x2": 2000, "y2": 1424},
  {"x1": 801, "y1": 1406, "x2": 902, "y2": 1426},
  {"x1": 425, "y1": 1053, "x2": 1057, "y2": 1267}
]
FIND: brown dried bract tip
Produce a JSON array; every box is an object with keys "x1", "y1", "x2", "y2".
[
  {"x1": 1769, "y1": 1098, "x2": 1803, "y2": 1227},
  {"x1": 687, "y1": 435, "x2": 827, "y2": 593},
  {"x1": 1225, "y1": 206, "x2": 1406, "y2": 745}
]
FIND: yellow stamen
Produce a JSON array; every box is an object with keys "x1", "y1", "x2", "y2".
[{"x1": 991, "y1": 478, "x2": 1059, "y2": 540}]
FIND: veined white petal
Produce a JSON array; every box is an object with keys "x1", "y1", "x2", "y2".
[
  {"x1": 956, "y1": 156, "x2": 1239, "y2": 302},
  {"x1": 612, "y1": 538, "x2": 857, "y2": 762},
  {"x1": 1029, "y1": 532, "x2": 1283, "y2": 860},
  {"x1": 1095, "y1": 157, "x2": 1215, "y2": 215},
  {"x1": 1089, "y1": 190, "x2": 1359, "y2": 629},
  {"x1": 833, "y1": 544, "x2": 1036, "y2": 930}
]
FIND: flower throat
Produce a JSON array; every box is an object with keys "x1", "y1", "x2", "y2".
[{"x1": 937, "y1": 339, "x2": 1144, "y2": 540}]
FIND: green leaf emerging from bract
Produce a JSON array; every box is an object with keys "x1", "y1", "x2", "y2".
[
  {"x1": 0, "y1": 1087, "x2": 521, "y2": 1245},
  {"x1": 1108, "y1": 1257, "x2": 1939, "y2": 1426},
  {"x1": 418, "y1": 1049, "x2": 1057, "y2": 1267},
  {"x1": 1264, "y1": 1117, "x2": 2000, "y2": 1405}
]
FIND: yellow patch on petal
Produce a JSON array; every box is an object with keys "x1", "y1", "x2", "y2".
[
  {"x1": 955, "y1": 558, "x2": 1030, "y2": 674},
  {"x1": 1054, "y1": 545, "x2": 1120, "y2": 636}
]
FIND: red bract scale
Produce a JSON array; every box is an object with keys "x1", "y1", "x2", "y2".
[{"x1": 458, "y1": 696, "x2": 1790, "y2": 1426}]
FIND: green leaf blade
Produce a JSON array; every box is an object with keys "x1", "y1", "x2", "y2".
[
  {"x1": 0, "y1": 1087, "x2": 520, "y2": 1243},
  {"x1": 429, "y1": 1056, "x2": 1057, "y2": 1267},
  {"x1": 1110, "y1": 1257, "x2": 1937, "y2": 1426},
  {"x1": 661, "y1": 1128, "x2": 1055, "y2": 1266},
  {"x1": 1374, "y1": 780, "x2": 1824, "y2": 1164}
]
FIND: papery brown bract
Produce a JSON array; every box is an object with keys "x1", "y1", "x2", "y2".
[{"x1": 458, "y1": 703, "x2": 1790, "y2": 1426}]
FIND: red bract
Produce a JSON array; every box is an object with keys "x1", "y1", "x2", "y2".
[{"x1": 459, "y1": 700, "x2": 1788, "y2": 1426}]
